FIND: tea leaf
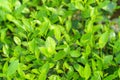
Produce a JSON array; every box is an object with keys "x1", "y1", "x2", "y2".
[
  {"x1": 99, "y1": 31, "x2": 109, "y2": 48},
  {"x1": 84, "y1": 63, "x2": 91, "y2": 80},
  {"x1": 7, "y1": 60, "x2": 19, "y2": 76},
  {"x1": 14, "y1": 36, "x2": 21, "y2": 45},
  {"x1": 54, "y1": 50, "x2": 66, "y2": 61},
  {"x1": 45, "y1": 37, "x2": 56, "y2": 54},
  {"x1": 70, "y1": 50, "x2": 80, "y2": 57},
  {"x1": 38, "y1": 62, "x2": 49, "y2": 80}
]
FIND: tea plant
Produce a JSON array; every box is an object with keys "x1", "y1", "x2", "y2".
[{"x1": 0, "y1": 0, "x2": 120, "y2": 80}]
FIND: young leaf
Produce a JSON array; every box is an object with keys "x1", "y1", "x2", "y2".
[
  {"x1": 54, "y1": 25, "x2": 61, "y2": 41},
  {"x1": 86, "y1": 45, "x2": 91, "y2": 55},
  {"x1": 103, "y1": 55, "x2": 113, "y2": 65},
  {"x1": 28, "y1": 39, "x2": 36, "y2": 53},
  {"x1": 65, "y1": 20, "x2": 72, "y2": 33},
  {"x1": 84, "y1": 63, "x2": 91, "y2": 80},
  {"x1": 0, "y1": 28, "x2": 7, "y2": 42},
  {"x1": 99, "y1": 31, "x2": 109, "y2": 48},
  {"x1": 39, "y1": 19, "x2": 50, "y2": 36},
  {"x1": 13, "y1": 36, "x2": 21, "y2": 45},
  {"x1": 74, "y1": 63, "x2": 84, "y2": 78},
  {"x1": 80, "y1": 33, "x2": 92, "y2": 45},
  {"x1": 53, "y1": 50, "x2": 66, "y2": 61},
  {"x1": 118, "y1": 68, "x2": 120, "y2": 78},
  {"x1": 45, "y1": 37, "x2": 56, "y2": 54},
  {"x1": 2, "y1": 44, "x2": 9, "y2": 57},
  {"x1": 3, "y1": 61, "x2": 8, "y2": 74},
  {"x1": 0, "y1": 0, "x2": 12, "y2": 12},
  {"x1": 70, "y1": 50, "x2": 80, "y2": 57},
  {"x1": 40, "y1": 47, "x2": 49, "y2": 57},
  {"x1": 7, "y1": 60, "x2": 19, "y2": 76},
  {"x1": 48, "y1": 75, "x2": 61, "y2": 80},
  {"x1": 38, "y1": 62, "x2": 49, "y2": 80}
]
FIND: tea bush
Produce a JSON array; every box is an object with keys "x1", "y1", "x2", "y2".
[{"x1": 0, "y1": 0, "x2": 120, "y2": 80}]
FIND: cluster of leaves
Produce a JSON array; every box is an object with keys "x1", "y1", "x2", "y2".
[{"x1": 0, "y1": 0, "x2": 120, "y2": 80}]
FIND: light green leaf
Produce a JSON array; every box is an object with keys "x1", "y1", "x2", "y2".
[
  {"x1": 65, "y1": 20, "x2": 72, "y2": 33},
  {"x1": 85, "y1": 45, "x2": 91, "y2": 56},
  {"x1": 40, "y1": 47, "x2": 49, "y2": 57},
  {"x1": 3, "y1": 61, "x2": 8, "y2": 73},
  {"x1": 91, "y1": 71, "x2": 101, "y2": 80},
  {"x1": 74, "y1": 63, "x2": 84, "y2": 77},
  {"x1": 102, "y1": 1, "x2": 116, "y2": 13},
  {"x1": 45, "y1": 37, "x2": 56, "y2": 54},
  {"x1": 28, "y1": 39, "x2": 36, "y2": 53},
  {"x1": 99, "y1": 31, "x2": 109, "y2": 48},
  {"x1": 103, "y1": 74, "x2": 117, "y2": 80},
  {"x1": 54, "y1": 25, "x2": 61, "y2": 41},
  {"x1": 80, "y1": 33, "x2": 92, "y2": 45},
  {"x1": 115, "y1": 53, "x2": 120, "y2": 64},
  {"x1": 18, "y1": 64, "x2": 25, "y2": 77},
  {"x1": 54, "y1": 50, "x2": 67, "y2": 61},
  {"x1": 49, "y1": 75, "x2": 61, "y2": 80},
  {"x1": 118, "y1": 68, "x2": 120, "y2": 78},
  {"x1": 22, "y1": 19, "x2": 33, "y2": 32},
  {"x1": 6, "y1": 14, "x2": 15, "y2": 21},
  {"x1": 103, "y1": 55, "x2": 113, "y2": 65},
  {"x1": 13, "y1": 36, "x2": 21, "y2": 45},
  {"x1": 75, "y1": 2, "x2": 84, "y2": 10},
  {"x1": 39, "y1": 18, "x2": 50, "y2": 36},
  {"x1": 84, "y1": 63, "x2": 91, "y2": 80},
  {"x1": 39, "y1": 62, "x2": 49, "y2": 80},
  {"x1": 2, "y1": 44, "x2": 9, "y2": 57},
  {"x1": 0, "y1": 0, "x2": 12, "y2": 12},
  {"x1": 7, "y1": 60, "x2": 19, "y2": 76},
  {"x1": 0, "y1": 28, "x2": 7, "y2": 42},
  {"x1": 70, "y1": 50, "x2": 80, "y2": 57}
]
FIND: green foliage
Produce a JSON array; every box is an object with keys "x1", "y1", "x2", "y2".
[{"x1": 0, "y1": 0, "x2": 120, "y2": 80}]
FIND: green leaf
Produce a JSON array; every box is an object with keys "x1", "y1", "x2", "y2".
[
  {"x1": 98, "y1": 31, "x2": 109, "y2": 48},
  {"x1": 91, "y1": 71, "x2": 101, "y2": 80},
  {"x1": 0, "y1": 28, "x2": 7, "y2": 42},
  {"x1": 7, "y1": 60, "x2": 19, "y2": 76},
  {"x1": 45, "y1": 37, "x2": 56, "y2": 54},
  {"x1": 70, "y1": 50, "x2": 80, "y2": 57},
  {"x1": 54, "y1": 50, "x2": 67, "y2": 61},
  {"x1": 0, "y1": 0, "x2": 12, "y2": 12},
  {"x1": 64, "y1": 33, "x2": 71, "y2": 42},
  {"x1": 118, "y1": 68, "x2": 120, "y2": 78},
  {"x1": 54, "y1": 25, "x2": 61, "y2": 41},
  {"x1": 2, "y1": 44, "x2": 9, "y2": 57},
  {"x1": 18, "y1": 64, "x2": 25, "y2": 77},
  {"x1": 85, "y1": 45, "x2": 91, "y2": 56},
  {"x1": 13, "y1": 36, "x2": 21, "y2": 45},
  {"x1": 39, "y1": 18, "x2": 50, "y2": 36},
  {"x1": 65, "y1": 20, "x2": 72, "y2": 33},
  {"x1": 75, "y1": 1, "x2": 84, "y2": 10},
  {"x1": 22, "y1": 18, "x2": 33, "y2": 32},
  {"x1": 3, "y1": 61, "x2": 8, "y2": 74},
  {"x1": 113, "y1": 40, "x2": 120, "y2": 53},
  {"x1": 48, "y1": 75, "x2": 61, "y2": 80},
  {"x1": 103, "y1": 74, "x2": 117, "y2": 80},
  {"x1": 74, "y1": 63, "x2": 84, "y2": 77},
  {"x1": 102, "y1": 1, "x2": 116, "y2": 13},
  {"x1": 84, "y1": 63, "x2": 91, "y2": 80},
  {"x1": 81, "y1": 7, "x2": 90, "y2": 18},
  {"x1": 6, "y1": 14, "x2": 15, "y2": 21},
  {"x1": 80, "y1": 33, "x2": 92, "y2": 45},
  {"x1": 38, "y1": 62, "x2": 49, "y2": 80},
  {"x1": 103, "y1": 55, "x2": 113, "y2": 65},
  {"x1": 115, "y1": 53, "x2": 120, "y2": 64},
  {"x1": 28, "y1": 39, "x2": 36, "y2": 53},
  {"x1": 40, "y1": 47, "x2": 49, "y2": 57}
]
